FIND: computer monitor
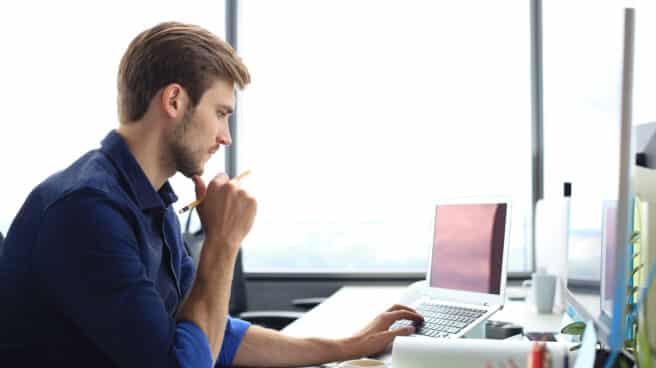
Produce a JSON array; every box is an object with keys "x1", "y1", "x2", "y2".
[
  {"x1": 598, "y1": 7, "x2": 634, "y2": 353},
  {"x1": 565, "y1": 7, "x2": 635, "y2": 350}
]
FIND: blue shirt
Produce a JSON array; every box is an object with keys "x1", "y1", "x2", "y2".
[{"x1": 0, "y1": 130, "x2": 250, "y2": 367}]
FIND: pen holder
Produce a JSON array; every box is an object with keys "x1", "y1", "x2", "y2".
[{"x1": 522, "y1": 272, "x2": 557, "y2": 314}]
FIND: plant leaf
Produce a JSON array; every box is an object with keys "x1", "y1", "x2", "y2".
[
  {"x1": 620, "y1": 358, "x2": 630, "y2": 368},
  {"x1": 625, "y1": 339, "x2": 635, "y2": 350},
  {"x1": 633, "y1": 264, "x2": 643, "y2": 275},
  {"x1": 561, "y1": 321, "x2": 586, "y2": 336}
]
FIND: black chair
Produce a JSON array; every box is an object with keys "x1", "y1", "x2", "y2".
[
  {"x1": 291, "y1": 297, "x2": 327, "y2": 311},
  {"x1": 184, "y1": 228, "x2": 316, "y2": 330}
]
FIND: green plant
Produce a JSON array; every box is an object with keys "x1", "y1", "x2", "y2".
[
  {"x1": 560, "y1": 322, "x2": 635, "y2": 367},
  {"x1": 626, "y1": 227, "x2": 641, "y2": 353},
  {"x1": 560, "y1": 321, "x2": 586, "y2": 351},
  {"x1": 561, "y1": 321, "x2": 586, "y2": 336}
]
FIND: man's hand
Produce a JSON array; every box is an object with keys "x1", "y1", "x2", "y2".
[
  {"x1": 341, "y1": 304, "x2": 424, "y2": 359},
  {"x1": 177, "y1": 173, "x2": 256, "y2": 359},
  {"x1": 232, "y1": 304, "x2": 424, "y2": 368},
  {"x1": 192, "y1": 173, "x2": 256, "y2": 258}
]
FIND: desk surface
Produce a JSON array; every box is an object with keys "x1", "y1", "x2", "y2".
[{"x1": 283, "y1": 286, "x2": 564, "y2": 338}]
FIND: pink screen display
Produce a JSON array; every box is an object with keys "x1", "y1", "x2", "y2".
[
  {"x1": 602, "y1": 202, "x2": 618, "y2": 311},
  {"x1": 429, "y1": 203, "x2": 507, "y2": 294}
]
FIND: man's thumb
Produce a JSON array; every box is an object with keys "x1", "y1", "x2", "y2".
[{"x1": 192, "y1": 175, "x2": 207, "y2": 199}]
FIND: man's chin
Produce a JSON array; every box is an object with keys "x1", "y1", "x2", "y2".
[{"x1": 180, "y1": 167, "x2": 204, "y2": 178}]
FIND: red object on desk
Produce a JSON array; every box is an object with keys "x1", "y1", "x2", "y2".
[{"x1": 529, "y1": 343, "x2": 545, "y2": 368}]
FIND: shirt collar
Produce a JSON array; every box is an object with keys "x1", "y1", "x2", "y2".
[{"x1": 100, "y1": 130, "x2": 178, "y2": 211}]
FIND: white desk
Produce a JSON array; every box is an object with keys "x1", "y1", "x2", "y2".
[{"x1": 283, "y1": 285, "x2": 564, "y2": 339}]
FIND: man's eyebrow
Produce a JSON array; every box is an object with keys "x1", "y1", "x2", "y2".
[{"x1": 216, "y1": 104, "x2": 234, "y2": 114}]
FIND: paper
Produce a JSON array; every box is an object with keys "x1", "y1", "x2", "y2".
[
  {"x1": 391, "y1": 337, "x2": 568, "y2": 368},
  {"x1": 573, "y1": 321, "x2": 597, "y2": 368}
]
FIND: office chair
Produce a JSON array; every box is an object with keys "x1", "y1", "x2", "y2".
[{"x1": 183, "y1": 228, "x2": 312, "y2": 330}]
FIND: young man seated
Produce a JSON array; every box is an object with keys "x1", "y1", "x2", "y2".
[{"x1": 0, "y1": 21, "x2": 421, "y2": 367}]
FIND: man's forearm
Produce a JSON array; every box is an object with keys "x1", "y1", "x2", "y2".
[
  {"x1": 176, "y1": 240, "x2": 237, "y2": 359},
  {"x1": 233, "y1": 325, "x2": 357, "y2": 367}
]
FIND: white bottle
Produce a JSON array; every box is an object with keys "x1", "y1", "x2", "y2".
[{"x1": 534, "y1": 182, "x2": 570, "y2": 314}]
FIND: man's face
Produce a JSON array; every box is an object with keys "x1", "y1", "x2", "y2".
[{"x1": 170, "y1": 79, "x2": 235, "y2": 177}]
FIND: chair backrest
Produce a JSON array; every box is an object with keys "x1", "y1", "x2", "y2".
[{"x1": 230, "y1": 250, "x2": 248, "y2": 315}]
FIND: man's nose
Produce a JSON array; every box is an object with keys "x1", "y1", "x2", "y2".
[{"x1": 218, "y1": 127, "x2": 232, "y2": 146}]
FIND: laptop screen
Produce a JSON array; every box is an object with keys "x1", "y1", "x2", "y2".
[{"x1": 429, "y1": 203, "x2": 508, "y2": 295}]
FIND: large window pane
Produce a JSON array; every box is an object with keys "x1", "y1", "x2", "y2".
[
  {"x1": 543, "y1": 1, "x2": 656, "y2": 281},
  {"x1": 238, "y1": 1, "x2": 533, "y2": 273},
  {"x1": 0, "y1": 1, "x2": 226, "y2": 234}
]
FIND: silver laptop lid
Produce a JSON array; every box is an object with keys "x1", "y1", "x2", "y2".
[{"x1": 425, "y1": 199, "x2": 511, "y2": 307}]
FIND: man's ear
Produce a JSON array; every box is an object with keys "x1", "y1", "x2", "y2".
[{"x1": 160, "y1": 83, "x2": 188, "y2": 119}]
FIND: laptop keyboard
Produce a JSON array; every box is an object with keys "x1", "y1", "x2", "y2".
[{"x1": 391, "y1": 302, "x2": 486, "y2": 338}]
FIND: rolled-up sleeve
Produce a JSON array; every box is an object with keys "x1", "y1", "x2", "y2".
[
  {"x1": 216, "y1": 317, "x2": 251, "y2": 367},
  {"x1": 175, "y1": 321, "x2": 213, "y2": 367},
  {"x1": 32, "y1": 190, "x2": 215, "y2": 368}
]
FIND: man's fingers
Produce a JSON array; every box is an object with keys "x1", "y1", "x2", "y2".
[
  {"x1": 382, "y1": 310, "x2": 423, "y2": 324},
  {"x1": 382, "y1": 325, "x2": 415, "y2": 342},
  {"x1": 195, "y1": 173, "x2": 231, "y2": 200},
  {"x1": 374, "y1": 325, "x2": 417, "y2": 351},
  {"x1": 192, "y1": 175, "x2": 207, "y2": 199},
  {"x1": 205, "y1": 173, "x2": 231, "y2": 193},
  {"x1": 212, "y1": 173, "x2": 230, "y2": 185}
]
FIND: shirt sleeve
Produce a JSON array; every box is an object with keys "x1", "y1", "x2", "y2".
[
  {"x1": 216, "y1": 317, "x2": 251, "y2": 367},
  {"x1": 175, "y1": 321, "x2": 214, "y2": 367},
  {"x1": 32, "y1": 189, "x2": 213, "y2": 368}
]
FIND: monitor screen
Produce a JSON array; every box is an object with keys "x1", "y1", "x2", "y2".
[
  {"x1": 566, "y1": 197, "x2": 621, "y2": 325},
  {"x1": 601, "y1": 200, "x2": 619, "y2": 317},
  {"x1": 565, "y1": 195, "x2": 602, "y2": 322},
  {"x1": 429, "y1": 203, "x2": 507, "y2": 294}
]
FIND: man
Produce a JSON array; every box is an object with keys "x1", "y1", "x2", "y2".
[{"x1": 0, "y1": 22, "x2": 422, "y2": 367}]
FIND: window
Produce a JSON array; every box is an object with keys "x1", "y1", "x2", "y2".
[
  {"x1": 543, "y1": 1, "x2": 656, "y2": 281},
  {"x1": 0, "y1": 1, "x2": 226, "y2": 234},
  {"x1": 238, "y1": 1, "x2": 533, "y2": 273}
]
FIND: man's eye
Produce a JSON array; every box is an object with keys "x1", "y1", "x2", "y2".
[{"x1": 217, "y1": 111, "x2": 227, "y2": 118}]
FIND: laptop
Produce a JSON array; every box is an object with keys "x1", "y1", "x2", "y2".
[{"x1": 391, "y1": 199, "x2": 511, "y2": 339}]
